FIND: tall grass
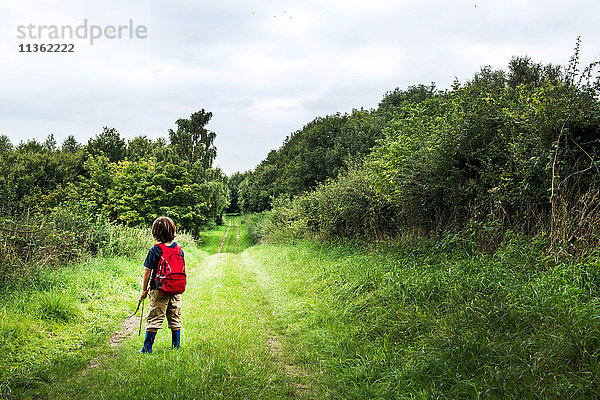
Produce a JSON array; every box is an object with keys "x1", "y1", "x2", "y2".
[
  {"x1": 8, "y1": 218, "x2": 600, "y2": 398},
  {"x1": 0, "y1": 211, "x2": 154, "y2": 289},
  {"x1": 0, "y1": 256, "x2": 142, "y2": 399},
  {"x1": 4, "y1": 223, "x2": 295, "y2": 399},
  {"x1": 243, "y1": 235, "x2": 600, "y2": 399},
  {"x1": 0, "y1": 222, "x2": 157, "y2": 399}
]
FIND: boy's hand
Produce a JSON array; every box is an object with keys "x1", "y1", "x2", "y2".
[{"x1": 141, "y1": 268, "x2": 152, "y2": 300}]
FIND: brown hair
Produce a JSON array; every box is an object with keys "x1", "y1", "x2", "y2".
[{"x1": 152, "y1": 216, "x2": 176, "y2": 243}]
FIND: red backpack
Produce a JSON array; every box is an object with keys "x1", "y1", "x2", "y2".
[{"x1": 155, "y1": 243, "x2": 186, "y2": 295}]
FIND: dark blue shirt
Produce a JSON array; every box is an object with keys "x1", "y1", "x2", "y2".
[{"x1": 144, "y1": 242, "x2": 185, "y2": 290}]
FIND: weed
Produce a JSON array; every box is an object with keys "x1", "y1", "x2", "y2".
[
  {"x1": 0, "y1": 255, "x2": 141, "y2": 398},
  {"x1": 33, "y1": 291, "x2": 80, "y2": 322}
]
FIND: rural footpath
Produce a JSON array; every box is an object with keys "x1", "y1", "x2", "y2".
[{"x1": 23, "y1": 215, "x2": 320, "y2": 399}]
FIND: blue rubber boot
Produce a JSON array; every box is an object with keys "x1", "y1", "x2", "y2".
[
  {"x1": 138, "y1": 330, "x2": 157, "y2": 354},
  {"x1": 171, "y1": 329, "x2": 181, "y2": 349}
]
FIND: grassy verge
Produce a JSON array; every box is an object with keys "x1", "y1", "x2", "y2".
[
  {"x1": 0, "y1": 256, "x2": 141, "y2": 399},
  {"x1": 9, "y1": 218, "x2": 598, "y2": 399},
  {"x1": 242, "y1": 238, "x2": 600, "y2": 399},
  {"x1": 9, "y1": 222, "x2": 299, "y2": 399},
  {"x1": 1, "y1": 230, "x2": 195, "y2": 399},
  {"x1": 237, "y1": 219, "x2": 253, "y2": 252}
]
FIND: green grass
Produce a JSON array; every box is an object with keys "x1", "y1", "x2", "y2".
[
  {"x1": 221, "y1": 218, "x2": 238, "y2": 253},
  {"x1": 6, "y1": 222, "x2": 600, "y2": 399},
  {"x1": 29, "y1": 245, "x2": 296, "y2": 399},
  {"x1": 197, "y1": 215, "x2": 251, "y2": 255},
  {"x1": 0, "y1": 256, "x2": 141, "y2": 399},
  {"x1": 241, "y1": 239, "x2": 600, "y2": 399},
  {"x1": 197, "y1": 223, "x2": 230, "y2": 255},
  {"x1": 7, "y1": 224, "x2": 308, "y2": 399}
]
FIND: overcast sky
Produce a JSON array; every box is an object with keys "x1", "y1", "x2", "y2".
[{"x1": 1, "y1": 0, "x2": 599, "y2": 175}]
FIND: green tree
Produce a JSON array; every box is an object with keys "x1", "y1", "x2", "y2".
[
  {"x1": 17, "y1": 139, "x2": 43, "y2": 153},
  {"x1": 0, "y1": 135, "x2": 12, "y2": 154},
  {"x1": 507, "y1": 56, "x2": 561, "y2": 89},
  {"x1": 67, "y1": 155, "x2": 229, "y2": 234},
  {"x1": 238, "y1": 109, "x2": 385, "y2": 213},
  {"x1": 62, "y1": 135, "x2": 81, "y2": 153},
  {"x1": 127, "y1": 135, "x2": 164, "y2": 162},
  {"x1": 169, "y1": 109, "x2": 217, "y2": 169},
  {"x1": 86, "y1": 127, "x2": 126, "y2": 162},
  {"x1": 43, "y1": 134, "x2": 57, "y2": 152},
  {"x1": 379, "y1": 83, "x2": 438, "y2": 109},
  {"x1": 226, "y1": 172, "x2": 247, "y2": 213}
]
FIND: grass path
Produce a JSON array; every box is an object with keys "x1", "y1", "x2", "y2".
[
  {"x1": 199, "y1": 215, "x2": 247, "y2": 256},
  {"x1": 217, "y1": 217, "x2": 233, "y2": 254},
  {"x1": 25, "y1": 225, "x2": 317, "y2": 399}
]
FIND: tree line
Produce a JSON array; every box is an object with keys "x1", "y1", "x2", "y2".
[
  {"x1": 235, "y1": 46, "x2": 600, "y2": 252},
  {"x1": 1, "y1": 109, "x2": 227, "y2": 231},
  {"x1": 0, "y1": 110, "x2": 228, "y2": 285},
  {"x1": 2, "y1": 44, "x2": 599, "y2": 287}
]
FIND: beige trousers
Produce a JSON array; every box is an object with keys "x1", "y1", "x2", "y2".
[{"x1": 146, "y1": 290, "x2": 182, "y2": 330}]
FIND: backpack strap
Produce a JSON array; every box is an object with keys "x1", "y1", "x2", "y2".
[{"x1": 157, "y1": 243, "x2": 169, "y2": 258}]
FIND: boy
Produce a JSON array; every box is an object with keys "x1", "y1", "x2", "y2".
[{"x1": 138, "y1": 216, "x2": 185, "y2": 353}]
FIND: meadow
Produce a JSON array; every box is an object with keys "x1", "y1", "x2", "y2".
[
  {"x1": 243, "y1": 237, "x2": 600, "y2": 399},
  {"x1": 3, "y1": 218, "x2": 600, "y2": 399}
]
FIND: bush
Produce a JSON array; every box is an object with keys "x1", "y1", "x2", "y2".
[
  {"x1": 0, "y1": 211, "x2": 153, "y2": 288},
  {"x1": 256, "y1": 166, "x2": 398, "y2": 243},
  {"x1": 242, "y1": 212, "x2": 270, "y2": 245},
  {"x1": 239, "y1": 50, "x2": 600, "y2": 252}
]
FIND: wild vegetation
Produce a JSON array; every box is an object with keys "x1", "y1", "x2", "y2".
[
  {"x1": 0, "y1": 220, "x2": 303, "y2": 400},
  {"x1": 239, "y1": 43, "x2": 600, "y2": 255},
  {"x1": 244, "y1": 236, "x2": 600, "y2": 399},
  {"x1": 4, "y1": 216, "x2": 600, "y2": 399},
  {"x1": 0, "y1": 225, "x2": 153, "y2": 398},
  {"x1": 231, "y1": 45, "x2": 600, "y2": 398},
  {"x1": 0, "y1": 109, "x2": 228, "y2": 288}
]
